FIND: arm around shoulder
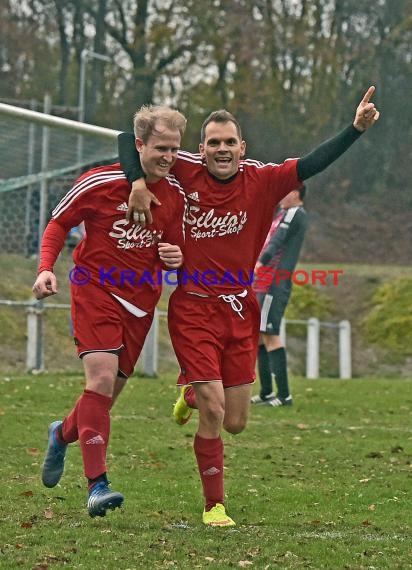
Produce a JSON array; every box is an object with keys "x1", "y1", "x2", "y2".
[{"x1": 118, "y1": 132, "x2": 145, "y2": 183}]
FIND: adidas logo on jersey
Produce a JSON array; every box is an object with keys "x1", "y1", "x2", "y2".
[
  {"x1": 116, "y1": 202, "x2": 128, "y2": 212},
  {"x1": 187, "y1": 192, "x2": 200, "y2": 202}
]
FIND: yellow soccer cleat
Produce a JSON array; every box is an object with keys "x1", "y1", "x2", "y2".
[
  {"x1": 173, "y1": 385, "x2": 193, "y2": 425},
  {"x1": 202, "y1": 503, "x2": 236, "y2": 527}
]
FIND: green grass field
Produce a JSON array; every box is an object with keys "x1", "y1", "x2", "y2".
[{"x1": 1, "y1": 372, "x2": 411, "y2": 569}]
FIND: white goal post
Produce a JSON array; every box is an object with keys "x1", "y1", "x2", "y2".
[{"x1": 0, "y1": 102, "x2": 120, "y2": 138}]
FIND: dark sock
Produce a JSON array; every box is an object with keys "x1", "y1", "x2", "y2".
[
  {"x1": 88, "y1": 473, "x2": 108, "y2": 491},
  {"x1": 267, "y1": 347, "x2": 290, "y2": 399},
  {"x1": 257, "y1": 345, "x2": 273, "y2": 398}
]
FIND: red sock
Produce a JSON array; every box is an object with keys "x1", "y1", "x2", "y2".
[
  {"x1": 61, "y1": 396, "x2": 82, "y2": 443},
  {"x1": 77, "y1": 389, "x2": 111, "y2": 480},
  {"x1": 184, "y1": 385, "x2": 197, "y2": 409},
  {"x1": 194, "y1": 434, "x2": 224, "y2": 511}
]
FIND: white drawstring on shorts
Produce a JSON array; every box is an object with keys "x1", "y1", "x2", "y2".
[{"x1": 218, "y1": 289, "x2": 248, "y2": 320}]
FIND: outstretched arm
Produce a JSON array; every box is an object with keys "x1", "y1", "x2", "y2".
[
  {"x1": 117, "y1": 132, "x2": 160, "y2": 226},
  {"x1": 297, "y1": 86, "x2": 380, "y2": 181}
]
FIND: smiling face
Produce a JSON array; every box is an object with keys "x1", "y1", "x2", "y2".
[
  {"x1": 199, "y1": 121, "x2": 246, "y2": 180},
  {"x1": 136, "y1": 120, "x2": 181, "y2": 183}
]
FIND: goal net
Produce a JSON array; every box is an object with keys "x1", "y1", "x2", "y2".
[{"x1": 0, "y1": 102, "x2": 120, "y2": 256}]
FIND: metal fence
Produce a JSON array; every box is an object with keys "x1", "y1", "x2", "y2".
[{"x1": 0, "y1": 299, "x2": 351, "y2": 379}]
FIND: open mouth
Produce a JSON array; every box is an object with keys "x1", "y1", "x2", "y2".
[{"x1": 215, "y1": 157, "x2": 232, "y2": 165}]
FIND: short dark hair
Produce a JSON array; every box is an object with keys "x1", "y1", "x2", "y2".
[
  {"x1": 200, "y1": 109, "x2": 242, "y2": 142},
  {"x1": 298, "y1": 184, "x2": 306, "y2": 199}
]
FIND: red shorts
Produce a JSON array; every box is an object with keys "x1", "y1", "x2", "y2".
[
  {"x1": 71, "y1": 282, "x2": 153, "y2": 378},
  {"x1": 168, "y1": 288, "x2": 260, "y2": 388}
]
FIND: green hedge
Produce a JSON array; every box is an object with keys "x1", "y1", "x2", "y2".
[{"x1": 362, "y1": 277, "x2": 412, "y2": 356}]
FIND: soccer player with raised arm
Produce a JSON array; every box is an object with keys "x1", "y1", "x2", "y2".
[
  {"x1": 33, "y1": 106, "x2": 186, "y2": 518},
  {"x1": 117, "y1": 87, "x2": 379, "y2": 526}
]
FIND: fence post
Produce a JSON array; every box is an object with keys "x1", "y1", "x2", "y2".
[
  {"x1": 141, "y1": 309, "x2": 159, "y2": 377},
  {"x1": 280, "y1": 317, "x2": 286, "y2": 346},
  {"x1": 26, "y1": 304, "x2": 44, "y2": 372},
  {"x1": 339, "y1": 320, "x2": 352, "y2": 379},
  {"x1": 306, "y1": 317, "x2": 320, "y2": 379}
]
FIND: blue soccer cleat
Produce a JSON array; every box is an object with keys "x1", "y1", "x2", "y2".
[
  {"x1": 87, "y1": 481, "x2": 124, "y2": 518},
  {"x1": 42, "y1": 420, "x2": 68, "y2": 488}
]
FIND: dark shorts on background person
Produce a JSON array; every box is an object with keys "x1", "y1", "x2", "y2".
[
  {"x1": 71, "y1": 282, "x2": 153, "y2": 378},
  {"x1": 257, "y1": 290, "x2": 289, "y2": 335},
  {"x1": 168, "y1": 287, "x2": 260, "y2": 387}
]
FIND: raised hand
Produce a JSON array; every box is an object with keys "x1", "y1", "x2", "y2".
[{"x1": 353, "y1": 86, "x2": 380, "y2": 132}]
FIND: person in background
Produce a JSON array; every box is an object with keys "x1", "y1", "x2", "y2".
[{"x1": 252, "y1": 185, "x2": 308, "y2": 406}]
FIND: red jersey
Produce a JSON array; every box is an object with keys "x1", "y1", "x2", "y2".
[
  {"x1": 172, "y1": 152, "x2": 300, "y2": 295},
  {"x1": 46, "y1": 163, "x2": 185, "y2": 313}
]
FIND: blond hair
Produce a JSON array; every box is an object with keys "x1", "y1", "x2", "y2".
[{"x1": 133, "y1": 105, "x2": 187, "y2": 142}]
